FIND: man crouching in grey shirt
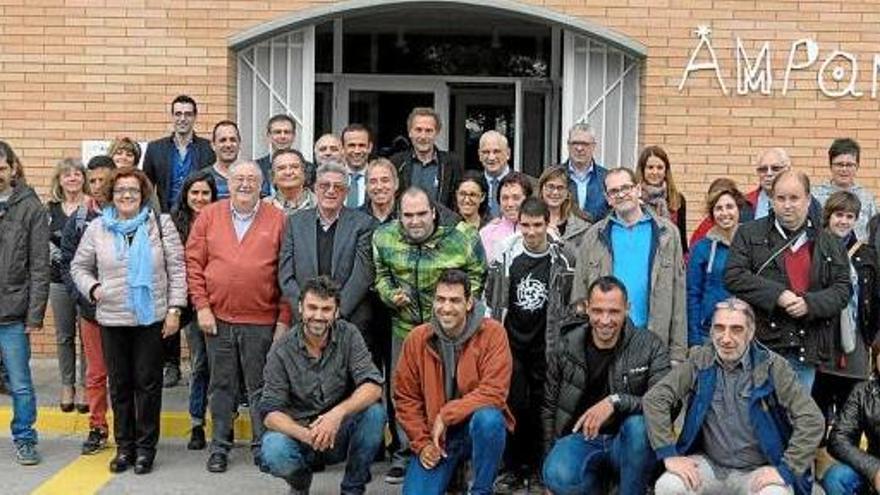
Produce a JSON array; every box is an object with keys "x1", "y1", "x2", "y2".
[{"x1": 259, "y1": 276, "x2": 386, "y2": 495}]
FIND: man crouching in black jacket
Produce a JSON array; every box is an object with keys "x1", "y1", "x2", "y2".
[
  {"x1": 824, "y1": 347, "x2": 880, "y2": 495},
  {"x1": 541, "y1": 275, "x2": 670, "y2": 495}
]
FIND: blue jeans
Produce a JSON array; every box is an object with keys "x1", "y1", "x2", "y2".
[
  {"x1": 261, "y1": 403, "x2": 386, "y2": 494},
  {"x1": 184, "y1": 320, "x2": 209, "y2": 425},
  {"x1": 786, "y1": 354, "x2": 816, "y2": 391},
  {"x1": 403, "y1": 407, "x2": 506, "y2": 495},
  {"x1": 823, "y1": 463, "x2": 867, "y2": 495},
  {"x1": 543, "y1": 415, "x2": 655, "y2": 495},
  {"x1": 0, "y1": 322, "x2": 38, "y2": 445}
]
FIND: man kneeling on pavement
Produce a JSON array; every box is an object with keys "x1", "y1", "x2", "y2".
[
  {"x1": 259, "y1": 276, "x2": 386, "y2": 494},
  {"x1": 644, "y1": 297, "x2": 824, "y2": 495},
  {"x1": 541, "y1": 275, "x2": 670, "y2": 495}
]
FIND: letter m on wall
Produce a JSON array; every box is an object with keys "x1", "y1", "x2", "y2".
[{"x1": 736, "y1": 38, "x2": 772, "y2": 95}]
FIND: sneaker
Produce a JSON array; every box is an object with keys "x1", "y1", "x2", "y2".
[
  {"x1": 384, "y1": 465, "x2": 405, "y2": 484},
  {"x1": 494, "y1": 471, "x2": 526, "y2": 494},
  {"x1": 81, "y1": 428, "x2": 108, "y2": 455},
  {"x1": 187, "y1": 425, "x2": 206, "y2": 450},
  {"x1": 206, "y1": 452, "x2": 228, "y2": 473},
  {"x1": 526, "y1": 472, "x2": 545, "y2": 494},
  {"x1": 163, "y1": 365, "x2": 181, "y2": 388},
  {"x1": 15, "y1": 442, "x2": 40, "y2": 466}
]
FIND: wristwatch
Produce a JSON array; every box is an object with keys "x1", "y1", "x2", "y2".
[
  {"x1": 167, "y1": 307, "x2": 182, "y2": 317},
  {"x1": 609, "y1": 394, "x2": 621, "y2": 409}
]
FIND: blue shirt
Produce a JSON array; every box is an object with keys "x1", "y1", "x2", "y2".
[
  {"x1": 409, "y1": 152, "x2": 440, "y2": 202},
  {"x1": 568, "y1": 160, "x2": 593, "y2": 211},
  {"x1": 755, "y1": 189, "x2": 771, "y2": 219},
  {"x1": 211, "y1": 167, "x2": 230, "y2": 199},
  {"x1": 231, "y1": 200, "x2": 259, "y2": 241},
  {"x1": 169, "y1": 142, "x2": 195, "y2": 207},
  {"x1": 610, "y1": 213, "x2": 653, "y2": 328},
  {"x1": 485, "y1": 167, "x2": 510, "y2": 218}
]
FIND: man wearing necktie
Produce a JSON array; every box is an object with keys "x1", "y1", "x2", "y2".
[{"x1": 342, "y1": 124, "x2": 373, "y2": 208}]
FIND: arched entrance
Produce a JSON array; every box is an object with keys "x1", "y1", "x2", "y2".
[{"x1": 230, "y1": 0, "x2": 645, "y2": 174}]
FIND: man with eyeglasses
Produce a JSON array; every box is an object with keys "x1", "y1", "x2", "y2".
[
  {"x1": 812, "y1": 138, "x2": 877, "y2": 241},
  {"x1": 372, "y1": 186, "x2": 487, "y2": 484},
  {"x1": 748, "y1": 148, "x2": 822, "y2": 225},
  {"x1": 185, "y1": 160, "x2": 291, "y2": 473},
  {"x1": 143, "y1": 95, "x2": 216, "y2": 212},
  {"x1": 571, "y1": 167, "x2": 687, "y2": 364},
  {"x1": 725, "y1": 170, "x2": 851, "y2": 391},
  {"x1": 561, "y1": 123, "x2": 609, "y2": 222},
  {"x1": 645, "y1": 297, "x2": 824, "y2": 495},
  {"x1": 279, "y1": 162, "x2": 377, "y2": 356}
]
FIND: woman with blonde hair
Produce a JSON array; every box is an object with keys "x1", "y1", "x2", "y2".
[{"x1": 46, "y1": 158, "x2": 90, "y2": 412}]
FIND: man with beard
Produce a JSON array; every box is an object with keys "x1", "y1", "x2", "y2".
[
  {"x1": 260, "y1": 276, "x2": 385, "y2": 495},
  {"x1": 394, "y1": 269, "x2": 513, "y2": 495},
  {"x1": 372, "y1": 187, "x2": 486, "y2": 483}
]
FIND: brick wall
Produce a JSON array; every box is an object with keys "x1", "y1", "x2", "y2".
[{"x1": 2, "y1": 0, "x2": 877, "y2": 355}]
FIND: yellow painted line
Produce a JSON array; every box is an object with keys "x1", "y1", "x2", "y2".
[
  {"x1": 31, "y1": 449, "x2": 115, "y2": 495},
  {"x1": 0, "y1": 407, "x2": 253, "y2": 440}
]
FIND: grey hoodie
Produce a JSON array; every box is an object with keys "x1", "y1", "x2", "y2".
[{"x1": 432, "y1": 300, "x2": 486, "y2": 401}]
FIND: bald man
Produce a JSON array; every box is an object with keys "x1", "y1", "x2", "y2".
[{"x1": 479, "y1": 131, "x2": 512, "y2": 218}]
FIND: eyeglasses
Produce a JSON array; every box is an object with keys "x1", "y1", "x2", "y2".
[
  {"x1": 231, "y1": 176, "x2": 260, "y2": 185},
  {"x1": 456, "y1": 191, "x2": 484, "y2": 200},
  {"x1": 715, "y1": 299, "x2": 751, "y2": 311},
  {"x1": 605, "y1": 183, "x2": 635, "y2": 198},
  {"x1": 832, "y1": 161, "x2": 858, "y2": 169},
  {"x1": 113, "y1": 187, "x2": 142, "y2": 196},
  {"x1": 755, "y1": 163, "x2": 787, "y2": 174},
  {"x1": 542, "y1": 183, "x2": 568, "y2": 193},
  {"x1": 316, "y1": 182, "x2": 347, "y2": 193}
]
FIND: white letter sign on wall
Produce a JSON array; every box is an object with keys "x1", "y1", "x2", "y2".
[
  {"x1": 679, "y1": 26, "x2": 729, "y2": 95},
  {"x1": 818, "y1": 50, "x2": 863, "y2": 98},
  {"x1": 736, "y1": 38, "x2": 772, "y2": 95},
  {"x1": 782, "y1": 39, "x2": 819, "y2": 96}
]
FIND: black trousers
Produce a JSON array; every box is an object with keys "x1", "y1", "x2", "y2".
[
  {"x1": 812, "y1": 370, "x2": 860, "y2": 432},
  {"x1": 101, "y1": 322, "x2": 164, "y2": 457},
  {"x1": 162, "y1": 330, "x2": 181, "y2": 367},
  {"x1": 505, "y1": 344, "x2": 547, "y2": 473}
]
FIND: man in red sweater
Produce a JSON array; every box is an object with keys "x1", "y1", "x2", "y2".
[{"x1": 186, "y1": 160, "x2": 292, "y2": 474}]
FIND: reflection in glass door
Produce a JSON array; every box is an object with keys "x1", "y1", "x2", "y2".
[{"x1": 348, "y1": 90, "x2": 434, "y2": 157}]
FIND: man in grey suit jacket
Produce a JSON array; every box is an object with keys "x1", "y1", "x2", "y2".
[{"x1": 279, "y1": 162, "x2": 378, "y2": 356}]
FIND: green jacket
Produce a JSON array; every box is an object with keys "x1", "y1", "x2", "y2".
[{"x1": 372, "y1": 221, "x2": 486, "y2": 339}]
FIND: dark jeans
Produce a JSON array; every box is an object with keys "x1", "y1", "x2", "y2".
[
  {"x1": 542, "y1": 415, "x2": 655, "y2": 495},
  {"x1": 261, "y1": 403, "x2": 386, "y2": 494},
  {"x1": 506, "y1": 344, "x2": 546, "y2": 473},
  {"x1": 101, "y1": 322, "x2": 164, "y2": 457},
  {"x1": 205, "y1": 320, "x2": 273, "y2": 453},
  {"x1": 813, "y1": 371, "x2": 860, "y2": 428},
  {"x1": 823, "y1": 462, "x2": 872, "y2": 495},
  {"x1": 184, "y1": 319, "x2": 209, "y2": 425},
  {"x1": 402, "y1": 407, "x2": 507, "y2": 495}
]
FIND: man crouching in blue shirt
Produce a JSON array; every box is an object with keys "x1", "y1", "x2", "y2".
[{"x1": 259, "y1": 276, "x2": 386, "y2": 494}]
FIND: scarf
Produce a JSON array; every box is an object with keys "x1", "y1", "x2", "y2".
[
  {"x1": 102, "y1": 206, "x2": 156, "y2": 325},
  {"x1": 840, "y1": 234, "x2": 860, "y2": 355},
  {"x1": 641, "y1": 182, "x2": 670, "y2": 219}
]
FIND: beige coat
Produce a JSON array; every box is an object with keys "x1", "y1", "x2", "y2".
[
  {"x1": 70, "y1": 213, "x2": 187, "y2": 327},
  {"x1": 571, "y1": 210, "x2": 687, "y2": 361}
]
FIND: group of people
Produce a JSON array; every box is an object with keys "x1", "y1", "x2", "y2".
[{"x1": 3, "y1": 92, "x2": 880, "y2": 495}]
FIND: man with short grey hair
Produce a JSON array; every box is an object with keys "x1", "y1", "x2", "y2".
[
  {"x1": 278, "y1": 162, "x2": 377, "y2": 356},
  {"x1": 479, "y1": 130, "x2": 512, "y2": 218},
  {"x1": 645, "y1": 297, "x2": 824, "y2": 495},
  {"x1": 314, "y1": 133, "x2": 344, "y2": 167},
  {"x1": 186, "y1": 160, "x2": 291, "y2": 473},
  {"x1": 561, "y1": 123, "x2": 608, "y2": 221}
]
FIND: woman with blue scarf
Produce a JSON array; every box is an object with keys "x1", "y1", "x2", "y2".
[
  {"x1": 813, "y1": 190, "x2": 879, "y2": 432},
  {"x1": 71, "y1": 168, "x2": 187, "y2": 475}
]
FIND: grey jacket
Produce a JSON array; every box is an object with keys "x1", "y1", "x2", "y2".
[
  {"x1": 70, "y1": 213, "x2": 188, "y2": 327},
  {"x1": 0, "y1": 184, "x2": 50, "y2": 327},
  {"x1": 559, "y1": 213, "x2": 591, "y2": 253},
  {"x1": 485, "y1": 234, "x2": 576, "y2": 358},
  {"x1": 278, "y1": 207, "x2": 376, "y2": 322},
  {"x1": 571, "y1": 210, "x2": 687, "y2": 361},
  {"x1": 541, "y1": 319, "x2": 670, "y2": 455}
]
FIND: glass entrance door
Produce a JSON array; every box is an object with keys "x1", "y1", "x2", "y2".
[{"x1": 349, "y1": 90, "x2": 434, "y2": 157}]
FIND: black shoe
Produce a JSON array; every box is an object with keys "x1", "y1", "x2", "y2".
[
  {"x1": 188, "y1": 426, "x2": 206, "y2": 450},
  {"x1": 133, "y1": 454, "x2": 154, "y2": 475},
  {"x1": 81, "y1": 428, "x2": 108, "y2": 455},
  {"x1": 163, "y1": 365, "x2": 181, "y2": 388},
  {"x1": 206, "y1": 452, "x2": 228, "y2": 473},
  {"x1": 494, "y1": 471, "x2": 526, "y2": 494},
  {"x1": 76, "y1": 403, "x2": 89, "y2": 414},
  {"x1": 109, "y1": 451, "x2": 135, "y2": 473},
  {"x1": 60, "y1": 402, "x2": 75, "y2": 413},
  {"x1": 385, "y1": 465, "x2": 405, "y2": 484}
]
